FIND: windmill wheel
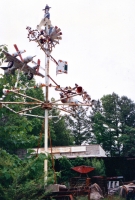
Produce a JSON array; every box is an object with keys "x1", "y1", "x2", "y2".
[{"x1": 28, "y1": 30, "x2": 39, "y2": 41}]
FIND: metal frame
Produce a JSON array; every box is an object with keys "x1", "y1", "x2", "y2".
[{"x1": 0, "y1": 5, "x2": 97, "y2": 186}]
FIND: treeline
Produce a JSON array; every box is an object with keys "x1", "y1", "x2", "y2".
[{"x1": 66, "y1": 93, "x2": 135, "y2": 157}]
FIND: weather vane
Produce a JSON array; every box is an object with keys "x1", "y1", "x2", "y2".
[{"x1": 0, "y1": 4, "x2": 97, "y2": 182}]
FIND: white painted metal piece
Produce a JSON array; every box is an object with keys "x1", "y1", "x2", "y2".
[{"x1": 56, "y1": 60, "x2": 68, "y2": 75}]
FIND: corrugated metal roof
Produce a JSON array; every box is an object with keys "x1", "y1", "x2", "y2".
[{"x1": 32, "y1": 144, "x2": 106, "y2": 158}]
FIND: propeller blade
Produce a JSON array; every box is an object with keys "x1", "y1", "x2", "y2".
[
  {"x1": 37, "y1": 59, "x2": 40, "y2": 66},
  {"x1": 14, "y1": 44, "x2": 23, "y2": 62},
  {"x1": 32, "y1": 58, "x2": 45, "y2": 71},
  {"x1": 14, "y1": 44, "x2": 19, "y2": 51},
  {"x1": 36, "y1": 59, "x2": 40, "y2": 72}
]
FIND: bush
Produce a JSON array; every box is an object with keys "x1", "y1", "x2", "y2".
[
  {"x1": 91, "y1": 158, "x2": 106, "y2": 176},
  {"x1": 0, "y1": 149, "x2": 54, "y2": 200}
]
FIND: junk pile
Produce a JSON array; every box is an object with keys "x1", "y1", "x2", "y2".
[
  {"x1": 45, "y1": 165, "x2": 108, "y2": 200},
  {"x1": 119, "y1": 182, "x2": 135, "y2": 199}
]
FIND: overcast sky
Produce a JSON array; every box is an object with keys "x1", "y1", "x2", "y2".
[{"x1": 0, "y1": 0, "x2": 135, "y2": 102}]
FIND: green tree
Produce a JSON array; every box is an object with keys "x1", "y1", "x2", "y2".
[
  {"x1": 120, "y1": 126, "x2": 135, "y2": 156},
  {"x1": 91, "y1": 112, "x2": 115, "y2": 156},
  {"x1": 0, "y1": 72, "x2": 45, "y2": 153},
  {"x1": 91, "y1": 93, "x2": 135, "y2": 156},
  {"x1": 49, "y1": 106, "x2": 74, "y2": 146},
  {"x1": 65, "y1": 106, "x2": 92, "y2": 145},
  {"x1": 91, "y1": 158, "x2": 106, "y2": 176},
  {"x1": 0, "y1": 44, "x2": 8, "y2": 65},
  {"x1": 0, "y1": 149, "x2": 54, "y2": 200}
]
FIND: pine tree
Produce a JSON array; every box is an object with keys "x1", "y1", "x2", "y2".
[{"x1": 65, "y1": 106, "x2": 92, "y2": 145}]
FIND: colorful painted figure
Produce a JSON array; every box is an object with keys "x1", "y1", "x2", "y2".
[{"x1": 37, "y1": 4, "x2": 52, "y2": 31}]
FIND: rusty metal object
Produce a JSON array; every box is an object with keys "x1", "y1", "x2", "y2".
[
  {"x1": 45, "y1": 174, "x2": 91, "y2": 199},
  {"x1": 41, "y1": 102, "x2": 52, "y2": 110},
  {"x1": 46, "y1": 190, "x2": 90, "y2": 200},
  {"x1": 71, "y1": 165, "x2": 95, "y2": 174},
  {"x1": 49, "y1": 194, "x2": 74, "y2": 200}
]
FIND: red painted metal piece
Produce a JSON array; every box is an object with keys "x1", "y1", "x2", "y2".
[
  {"x1": 14, "y1": 44, "x2": 23, "y2": 61},
  {"x1": 71, "y1": 165, "x2": 95, "y2": 174}
]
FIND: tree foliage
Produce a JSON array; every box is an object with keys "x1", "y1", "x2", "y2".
[
  {"x1": 91, "y1": 158, "x2": 106, "y2": 176},
  {"x1": 0, "y1": 44, "x2": 8, "y2": 65},
  {"x1": 0, "y1": 149, "x2": 54, "y2": 200},
  {"x1": 65, "y1": 106, "x2": 92, "y2": 145},
  {"x1": 0, "y1": 73, "x2": 45, "y2": 153},
  {"x1": 48, "y1": 101, "x2": 74, "y2": 147},
  {"x1": 91, "y1": 93, "x2": 135, "y2": 156}
]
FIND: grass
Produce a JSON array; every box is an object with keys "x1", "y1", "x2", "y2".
[
  {"x1": 75, "y1": 195, "x2": 124, "y2": 200},
  {"x1": 103, "y1": 196, "x2": 123, "y2": 200}
]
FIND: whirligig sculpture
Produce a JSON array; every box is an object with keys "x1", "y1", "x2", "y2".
[{"x1": 0, "y1": 4, "x2": 97, "y2": 182}]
